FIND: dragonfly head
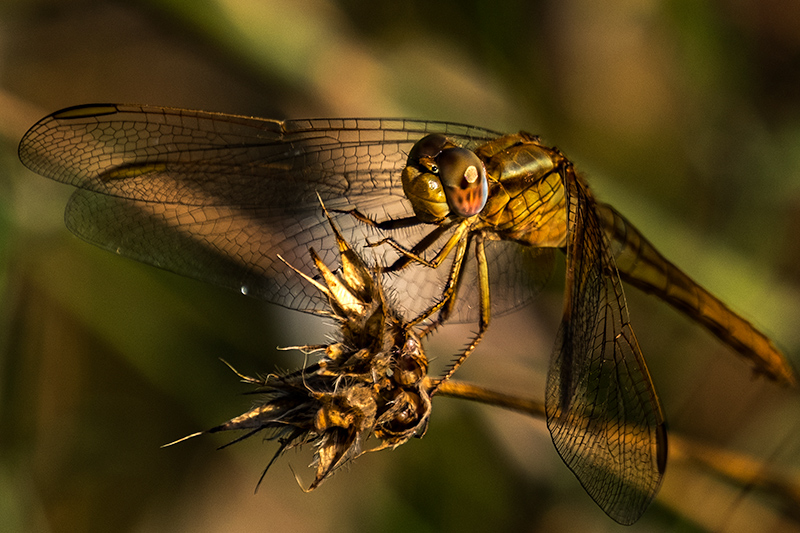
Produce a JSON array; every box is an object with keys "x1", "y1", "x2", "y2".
[{"x1": 402, "y1": 134, "x2": 489, "y2": 222}]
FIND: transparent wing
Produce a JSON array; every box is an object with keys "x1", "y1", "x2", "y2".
[
  {"x1": 62, "y1": 189, "x2": 389, "y2": 311},
  {"x1": 20, "y1": 104, "x2": 553, "y2": 316},
  {"x1": 545, "y1": 170, "x2": 666, "y2": 525},
  {"x1": 18, "y1": 104, "x2": 501, "y2": 208}
]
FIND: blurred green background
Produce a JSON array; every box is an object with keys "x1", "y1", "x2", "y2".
[{"x1": 2, "y1": 0, "x2": 800, "y2": 531}]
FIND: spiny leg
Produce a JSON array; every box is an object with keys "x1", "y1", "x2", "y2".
[
  {"x1": 333, "y1": 207, "x2": 452, "y2": 273},
  {"x1": 369, "y1": 220, "x2": 467, "y2": 271},
  {"x1": 430, "y1": 232, "x2": 491, "y2": 394},
  {"x1": 336, "y1": 206, "x2": 468, "y2": 329},
  {"x1": 338, "y1": 207, "x2": 491, "y2": 384},
  {"x1": 342, "y1": 214, "x2": 473, "y2": 336},
  {"x1": 372, "y1": 225, "x2": 450, "y2": 274},
  {"x1": 407, "y1": 232, "x2": 471, "y2": 334},
  {"x1": 333, "y1": 207, "x2": 422, "y2": 231},
  {"x1": 360, "y1": 219, "x2": 473, "y2": 336}
]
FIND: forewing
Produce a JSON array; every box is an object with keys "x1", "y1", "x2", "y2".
[
  {"x1": 545, "y1": 171, "x2": 666, "y2": 525},
  {"x1": 18, "y1": 104, "x2": 501, "y2": 208},
  {"x1": 20, "y1": 104, "x2": 511, "y2": 314}
]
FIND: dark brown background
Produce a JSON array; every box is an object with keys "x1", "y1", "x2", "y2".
[{"x1": 1, "y1": 0, "x2": 799, "y2": 531}]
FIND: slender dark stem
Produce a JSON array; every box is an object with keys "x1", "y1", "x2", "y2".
[
  {"x1": 432, "y1": 379, "x2": 800, "y2": 515},
  {"x1": 432, "y1": 379, "x2": 546, "y2": 419}
]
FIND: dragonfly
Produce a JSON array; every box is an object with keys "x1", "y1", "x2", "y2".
[{"x1": 19, "y1": 103, "x2": 796, "y2": 525}]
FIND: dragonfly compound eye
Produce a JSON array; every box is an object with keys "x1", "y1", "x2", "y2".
[
  {"x1": 437, "y1": 147, "x2": 488, "y2": 217},
  {"x1": 409, "y1": 133, "x2": 448, "y2": 174},
  {"x1": 401, "y1": 134, "x2": 456, "y2": 223},
  {"x1": 408, "y1": 133, "x2": 448, "y2": 160}
]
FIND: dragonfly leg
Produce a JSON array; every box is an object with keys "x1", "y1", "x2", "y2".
[
  {"x1": 369, "y1": 236, "x2": 450, "y2": 269},
  {"x1": 430, "y1": 233, "x2": 490, "y2": 393},
  {"x1": 340, "y1": 207, "x2": 492, "y2": 385},
  {"x1": 406, "y1": 233, "x2": 470, "y2": 332},
  {"x1": 363, "y1": 219, "x2": 469, "y2": 278},
  {"x1": 379, "y1": 225, "x2": 450, "y2": 274},
  {"x1": 332, "y1": 208, "x2": 421, "y2": 230},
  {"x1": 335, "y1": 207, "x2": 456, "y2": 273}
]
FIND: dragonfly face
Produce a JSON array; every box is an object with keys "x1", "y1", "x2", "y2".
[
  {"x1": 402, "y1": 133, "x2": 489, "y2": 221},
  {"x1": 18, "y1": 104, "x2": 795, "y2": 525}
]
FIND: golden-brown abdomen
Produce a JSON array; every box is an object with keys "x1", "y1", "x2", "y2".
[{"x1": 597, "y1": 203, "x2": 796, "y2": 386}]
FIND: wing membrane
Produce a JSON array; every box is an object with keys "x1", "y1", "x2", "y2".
[
  {"x1": 546, "y1": 170, "x2": 666, "y2": 525},
  {"x1": 19, "y1": 104, "x2": 500, "y2": 208},
  {"x1": 23, "y1": 104, "x2": 555, "y2": 316}
]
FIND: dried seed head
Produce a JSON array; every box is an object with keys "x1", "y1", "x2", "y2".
[{"x1": 168, "y1": 207, "x2": 432, "y2": 489}]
